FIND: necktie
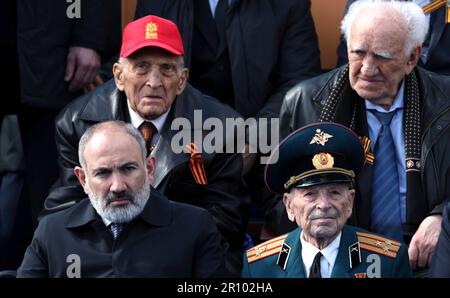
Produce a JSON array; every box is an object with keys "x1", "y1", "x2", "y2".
[
  {"x1": 215, "y1": 0, "x2": 228, "y2": 47},
  {"x1": 370, "y1": 110, "x2": 403, "y2": 241},
  {"x1": 138, "y1": 121, "x2": 157, "y2": 155},
  {"x1": 110, "y1": 223, "x2": 124, "y2": 239},
  {"x1": 309, "y1": 251, "x2": 322, "y2": 278}
]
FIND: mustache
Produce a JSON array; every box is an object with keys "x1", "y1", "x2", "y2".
[
  {"x1": 142, "y1": 91, "x2": 164, "y2": 98},
  {"x1": 308, "y1": 208, "x2": 338, "y2": 220},
  {"x1": 104, "y1": 191, "x2": 135, "y2": 206}
]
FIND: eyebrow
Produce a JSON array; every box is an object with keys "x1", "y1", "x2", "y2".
[
  {"x1": 92, "y1": 161, "x2": 140, "y2": 174},
  {"x1": 349, "y1": 45, "x2": 365, "y2": 52},
  {"x1": 373, "y1": 50, "x2": 393, "y2": 59},
  {"x1": 350, "y1": 46, "x2": 393, "y2": 59}
]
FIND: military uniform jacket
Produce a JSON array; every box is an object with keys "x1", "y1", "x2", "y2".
[
  {"x1": 242, "y1": 225, "x2": 412, "y2": 278},
  {"x1": 18, "y1": 189, "x2": 226, "y2": 278}
]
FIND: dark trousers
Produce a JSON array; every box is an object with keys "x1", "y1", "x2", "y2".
[
  {"x1": 18, "y1": 105, "x2": 59, "y2": 228},
  {"x1": 0, "y1": 172, "x2": 30, "y2": 270}
]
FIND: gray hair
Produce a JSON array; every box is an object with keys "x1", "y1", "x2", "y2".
[
  {"x1": 341, "y1": 0, "x2": 429, "y2": 55},
  {"x1": 78, "y1": 121, "x2": 147, "y2": 169}
]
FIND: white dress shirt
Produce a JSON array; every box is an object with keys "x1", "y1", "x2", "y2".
[
  {"x1": 127, "y1": 100, "x2": 170, "y2": 146},
  {"x1": 301, "y1": 231, "x2": 342, "y2": 278}
]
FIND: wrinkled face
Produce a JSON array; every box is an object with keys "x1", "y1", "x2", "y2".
[
  {"x1": 348, "y1": 10, "x2": 420, "y2": 107},
  {"x1": 114, "y1": 47, "x2": 189, "y2": 120},
  {"x1": 75, "y1": 130, "x2": 155, "y2": 223},
  {"x1": 283, "y1": 183, "x2": 355, "y2": 242}
]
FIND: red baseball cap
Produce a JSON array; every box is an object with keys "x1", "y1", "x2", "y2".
[{"x1": 120, "y1": 15, "x2": 184, "y2": 58}]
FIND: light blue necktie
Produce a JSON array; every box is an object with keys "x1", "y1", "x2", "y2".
[
  {"x1": 110, "y1": 223, "x2": 124, "y2": 239},
  {"x1": 370, "y1": 110, "x2": 403, "y2": 242}
]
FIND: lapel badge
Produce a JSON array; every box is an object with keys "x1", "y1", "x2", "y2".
[
  {"x1": 276, "y1": 243, "x2": 291, "y2": 270},
  {"x1": 312, "y1": 152, "x2": 334, "y2": 170},
  {"x1": 145, "y1": 22, "x2": 158, "y2": 39},
  {"x1": 348, "y1": 242, "x2": 361, "y2": 269},
  {"x1": 310, "y1": 129, "x2": 333, "y2": 146},
  {"x1": 354, "y1": 273, "x2": 367, "y2": 278},
  {"x1": 149, "y1": 144, "x2": 156, "y2": 154}
]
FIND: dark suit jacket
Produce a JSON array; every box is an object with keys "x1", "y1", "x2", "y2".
[
  {"x1": 337, "y1": 1, "x2": 450, "y2": 76},
  {"x1": 42, "y1": 80, "x2": 250, "y2": 274},
  {"x1": 17, "y1": 0, "x2": 117, "y2": 109},
  {"x1": 0, "y1": 0, "x2": 19, "y2": 115},
  {"x1": 430, "y1": 202, "x2": 450, "y2": 277},
  {"x1": 242, "y1": 225, "x2": 412, "y2": 278},
  {"x1": 135, "y1": 0, "x2": 321, "y2": 119},
  {"x1": 18, "y1": 188, "x2": 226, "y2": 277}
]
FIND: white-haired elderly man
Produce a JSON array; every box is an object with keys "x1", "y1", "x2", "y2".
[{"x1": 274, "y1": 0, "x2": 450, "y2": 274}]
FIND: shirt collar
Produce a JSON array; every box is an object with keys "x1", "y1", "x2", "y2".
[
  {"x1": 365, "y1": 80, "x2": 405, "y2": 113},
  {"x1": 101, "y1": 216, "x2": 112, "y2": 227},
  {"x1": 300, "y1": 231, "x2": 342, "y2": 277},
  {"x1": 127, "y1": 100, "x2": 170, "y2": 133}
]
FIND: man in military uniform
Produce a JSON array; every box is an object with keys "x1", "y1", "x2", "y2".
[{"x1": 242, "y1": 123, "x2": 412, "y2": 278}]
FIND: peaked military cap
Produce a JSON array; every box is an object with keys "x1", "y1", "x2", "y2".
[{"x1": 265, "y1": 122, "x2": 365, "y2": 194}]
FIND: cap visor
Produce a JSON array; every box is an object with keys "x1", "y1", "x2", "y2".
[{"x1": 121, "y1": 41, "x2": 183, "y2": 57}]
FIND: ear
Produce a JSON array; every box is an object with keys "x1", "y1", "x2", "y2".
[
  {"x1": 405, "y1": 45, "x2": 421, "y2": 75},
  {"x1": 146, "y1": 156, "x2": 156, "y2": 184},
  {"x1": 113, "y1": 62, "x2": 125, "y2": 91},
  {"x1": 74, "y1": 166, "x2": 89, "y2": 195},
  {"x1": 283, "y1": 193, "x2": 296, "y2": 222},
  {"x1": 176, "y1": 68, "x2": 189, "y2": 95}
]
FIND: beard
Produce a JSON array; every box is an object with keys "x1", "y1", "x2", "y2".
[{"x1": 86, "y1": 176, "x2": 151, "y2": 224}]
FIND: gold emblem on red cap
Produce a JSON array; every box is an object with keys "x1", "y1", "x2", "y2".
[
  {"x1": 145, "y1": 22, "x2": 158, "y2": 40},
  {"x1": 312, "y1": 152, "x2": 334, "y2": 169},
  {"x1": 309, "y1": 129, "x2": 333, "y2": 146}
]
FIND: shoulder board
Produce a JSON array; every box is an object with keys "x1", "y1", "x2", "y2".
[
  {"x1": 356, "y1": 231, "x2": 401, "y2": 258},
  {"x1": 246, "y1": 234, "x2": 288, "y2": 264}
]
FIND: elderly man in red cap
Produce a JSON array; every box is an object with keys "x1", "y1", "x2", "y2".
[{"x1": 40, "y1": 15, "x2": 249, "y2": 276}]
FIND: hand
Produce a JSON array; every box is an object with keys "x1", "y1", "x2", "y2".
[
  {"x1": 83, "y1": 75, "x2": 104, "y2": 93},
  {"x1": 408, "y1": 214, "x2": 442, "y2": 270},
  {"x1": 64, "y1": 46, "x2": 101, "y2": 92}
]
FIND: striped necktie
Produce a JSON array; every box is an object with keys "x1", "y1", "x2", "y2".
[
  {"x1": 138, "y1": 121, "x2": 157, "y2": 155},
  {"x1": 110, "y1": 223, "x2": 124, "y2": 239},
  {"x1": 370, "y1": 110, "x2": 403, "y2": 241}
]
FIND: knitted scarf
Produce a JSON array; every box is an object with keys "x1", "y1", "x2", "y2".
[{"x1": 319, "y1": 65, "x2": 426, "y2": 230}]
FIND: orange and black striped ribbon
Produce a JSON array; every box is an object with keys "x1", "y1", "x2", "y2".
[
  {"x1": 185, "y1": 143, "x2": 208, "y2": 185},
  {"x1": 422, "y1": 0, "x2": 450, "y2": 23},
  {"x1": 360, "y1": 136, "x2": 374, "y2": 165},
  {"x1": 448, "y1": 1, "x2": 450, "y2": 23}
]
